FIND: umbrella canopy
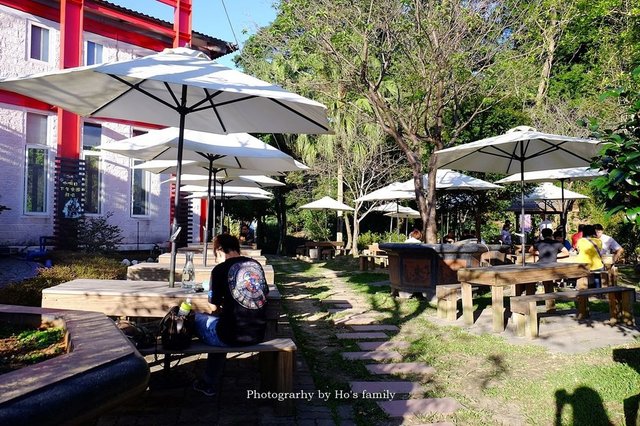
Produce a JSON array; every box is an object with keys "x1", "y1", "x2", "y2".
[
  {"x1": 98, "y1": 127, "x2": 309, "y2": 173},
  {"x1": 0, "y1": 47, "x2": 331, "y2": 134},
  {"x1": 185, "y1": 192, "x2": 273, "y2": 200},
  {"x1": 300, "y1": 196, "x2": 354, "y2": 211},
  {"x1": 180, "y1": 184, "x2": 273, "y2": 197},
  {"x1": 132, "y1": 160, "x2": 278, "y2": 175},
  {"x1": 522, "y1": 182, "x2": 589, "y2": 201},
  {"x1": 164, "y1": 174, "x2": 285, "y2": 188},
  {"x1": 356, "y1": 169, "x2": 501, "y2": 202},
  {"x1": 495, "y1": 167, "x2": 603, "y2": 184},
  {"x1": 0, "y1": 46, "x2": 330, "y2": 286},
  {"x1": 434, "y1": 126, "x2": 601, "y2": 264}
]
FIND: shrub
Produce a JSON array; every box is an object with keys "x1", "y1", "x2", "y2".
[
  {"x1": 77, "y1": 212, "x2": 124, "y2": 253},
  {"x1": 357, "y1": 231, "x2": 382, "y2": 250}
]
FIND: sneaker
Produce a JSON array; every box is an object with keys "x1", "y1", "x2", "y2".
[{"x1": 193, "y1": 379, "x2": 216, "y2": 397}]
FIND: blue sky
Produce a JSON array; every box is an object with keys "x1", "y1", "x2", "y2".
[{"x1": 108, "y1": 0, "x2": 278, "y2": 68}]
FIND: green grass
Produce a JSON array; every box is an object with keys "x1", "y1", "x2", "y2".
[{"x1": 275, "y1": 255, "x2": 640, "y2": 425}]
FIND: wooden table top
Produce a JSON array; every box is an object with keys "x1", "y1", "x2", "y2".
[{"x1": 457, "y1": 262, "x2": 590, "y2": 286}]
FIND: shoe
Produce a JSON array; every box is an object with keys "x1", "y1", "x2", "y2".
[{"x1": 193, "y1": 379, "x2": 216, "y2": 397}]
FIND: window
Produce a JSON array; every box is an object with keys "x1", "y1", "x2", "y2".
[
  {"x1": 86, "y1": 41, "x2": 103, "y2": 65},
  {"x1": 24, "y1": 113, "x2": 49, "y2": 213},
  {"x1": 131, "y1": 160, "x2": 150, "y2": 216},
  {"x1": 131, "y1": 130, "x2": 150, "y2": 216},
  {"x1": 30, "y1": 24, "x2": 49, "y2": 62},
  {"x1": 82, "y1": 123, "x2": 102, "y2": 214}
]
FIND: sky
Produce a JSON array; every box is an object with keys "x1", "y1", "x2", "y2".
[{"x1": 107, "y1": 0, "x2": 278, "y2": 68}]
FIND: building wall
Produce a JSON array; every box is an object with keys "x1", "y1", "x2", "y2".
[{"x1": 0, "y1": 6, "x2": 172, "y2": 248}]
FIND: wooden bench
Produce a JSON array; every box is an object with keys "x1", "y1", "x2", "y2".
[
  {"x1": 359, "y1": 254, "x2": 388, "y2": 271},
  {"x1": 138, "y1": 337, "x2": 296, "y2": 415},
  {"x1": 436, "y1": 284, "x2": 462, "y2": 321},
  {"x1": 510, "y1": 286, "x2": 636, "y2": 338}
]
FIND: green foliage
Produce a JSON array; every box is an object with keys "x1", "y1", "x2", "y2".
[
  {"x1": 587, "y1": 66, "x2": 640, "y2": 227},
  {"x1": 76, "y1": 212, "x2": 124, "y2": 253},
  {"x1": 356, "y1": 231, "x2": 381, "y2": 250},
  {"x1": 17, "y1": 327, "x2": 64, "y2": 348}
]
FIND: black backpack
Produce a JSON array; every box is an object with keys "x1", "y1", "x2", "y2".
[{"x1": 159, "y1": 305, "x2": 195, "y2": 350}]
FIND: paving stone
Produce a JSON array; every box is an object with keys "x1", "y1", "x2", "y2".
[
  {"x1": 376, "y1": 398, "x2": 461, "y2": 418},
  {"x1": 357, "y1": 341, "x2": 410, "y2": 351},
  {"x1": 366, "y1": 362, "x2": 436, "y2": 376},
  {"x1": 349, "y1": 381, "x2": 425, "y2": 394},
  {"x1": 349, "y1": 324, "x2": 399, "y2": 332},
  {"x1": 341, "y1": 350, "x2": 403, "y2": 361},
  {"x1": 320, "y1": 299, "x2": 352, "y2": 305},
  {"x1": 335, "y1": 332, "x2": 388, "y2": 340},
  {"x1": 336, "y1": 315, "x2": 385, "y2": 325},
  {"x1": 327, "y1": 308, "x2": 351, "y2": 313},
  {"x1": 334, "y1": 303, "x2": 353, "y2": 309}
]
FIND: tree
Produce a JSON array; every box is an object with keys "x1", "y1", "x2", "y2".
[
  {"x1": 588, "y1": 66, "x2": 640, "y2": 226},
  {"x1": 240, "y1": 0, "x2": 526, "y2": 242}
]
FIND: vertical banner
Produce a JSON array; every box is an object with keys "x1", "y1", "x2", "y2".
[{"x1": 54, "y1": 157, "x2": 85, "y2": 249}]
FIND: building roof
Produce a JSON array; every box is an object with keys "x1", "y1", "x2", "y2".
[{"x1": 95, "y1": 0, "x2": 237, "y2": 59}]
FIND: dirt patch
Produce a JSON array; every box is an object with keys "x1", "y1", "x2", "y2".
[{"x1": 0, "y1": 323, "x2": 66, "y2": 374}]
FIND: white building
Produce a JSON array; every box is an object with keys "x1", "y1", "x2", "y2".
[{"x1": 0, "y1": 1, "x2": 234, "y2": 251}]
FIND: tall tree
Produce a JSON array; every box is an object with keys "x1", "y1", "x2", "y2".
[{"x1": 240, "y1": 0, "x2": 525, "y2": 242}]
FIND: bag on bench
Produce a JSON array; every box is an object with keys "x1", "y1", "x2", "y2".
[
  {"x1": 160, "y1": 306, "x2": 195, "y2": 350},
  {"x1": 115, "y1": 319, "x2": 156, "y2": 349}
]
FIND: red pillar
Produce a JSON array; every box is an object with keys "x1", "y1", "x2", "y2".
[
  {"x1": 173, "y1": 0, "x2": 192, "y2": 48},
  {"x1": 58, "y1": 0, "x2": 84, "y2": 159}
]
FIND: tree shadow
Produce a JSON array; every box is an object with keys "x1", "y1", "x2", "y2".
[
  {"x1": 613, "y1": 347, "x2": 640, "y2": 426},
  {"x1": 555, "y1": 386, "x2": 614, "y2": 426}
]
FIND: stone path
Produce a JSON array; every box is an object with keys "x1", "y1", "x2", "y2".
[{"x1": 322, "y1": 292, "x2": 461, "y2": 425}]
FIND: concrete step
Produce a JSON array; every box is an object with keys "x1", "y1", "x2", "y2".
[
  {"x1": 349, "y1": 324, "x2": 399, "y2": 332},
  {"x1": 335, "y1": 332, "x2": 389, "y2": 340},
  {"x1": 350, "y1": 381, "x2": 425, "y2": 395},
  {"x1": 341, "y1": 351, "x2": 402, "y2": 361},
  {"x1": 366, "y1": 362, "x2": 435, "y2": 376},
  {"x1": 357, "y1": 341, "x2": 410, "y2": 351},
  {"x1": 377, "y1": 398, "x2": 461, "y2": 418}
]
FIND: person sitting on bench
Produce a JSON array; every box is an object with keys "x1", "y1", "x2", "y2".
[
  {"x1": 529, "y1": 228, "x2": 569, "y2": 263},
  {"x1": 193, "y1": 234, "x2": 269, "y2": 396}
]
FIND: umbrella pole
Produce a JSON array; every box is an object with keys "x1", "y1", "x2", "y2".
[
  {"x1": 202, "y1": 163, "x2": 215, "y2": 267},
  {"x1": 220, "y1": 183, "x2": 225, "y2": 235},
  {"x1": 169, "y1": 90, "x2": 188, "y2": 287},
  {"x1": 520, "y1": 149, "x2": 526, "y2": 267},
  {"x1": 560, "y1": 179, "x2": 566, "y2": 241}
]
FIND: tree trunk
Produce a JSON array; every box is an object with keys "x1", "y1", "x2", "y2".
[{"x1": 536, "y1": 8, "x2": 558, "y2": 108}]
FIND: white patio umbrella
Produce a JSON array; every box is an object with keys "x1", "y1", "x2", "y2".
[
  {"x1": 496, "y1": 167, "x2": 602, "y2": 238},
  {"x1": 99, "y1": 126, "x2": 307, "y2": 269},
  {"x1": 435, "y1": 126, "x2": 601, "y2": 264},
  {"x1": 0, "y1": 46, "x2": 331, "y2": 287},
  {"x1": 300, "y1": 197, "x2": 354, "y2": 241},
  {"x1": 375, "y1": 203, "x2": 420, "y2": 234},
  {"x1": 167, "y1": 174, "x2": 285, "y2": 188}
]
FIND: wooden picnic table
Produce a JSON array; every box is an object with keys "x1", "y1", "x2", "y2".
[{"x1": 457, "y1": 262, "x2": 590, "y2": 332}]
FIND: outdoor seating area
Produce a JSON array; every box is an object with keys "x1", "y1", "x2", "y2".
[{"x1": 1, "y1": 1, "x2": 640, "y2": 424}]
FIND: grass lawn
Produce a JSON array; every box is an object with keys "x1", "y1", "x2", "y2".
[{"x1": 276, "y1": 255, "x2": 640, "y2": 425}]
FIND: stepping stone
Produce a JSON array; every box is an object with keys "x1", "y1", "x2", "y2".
[
  {"x1": 377, "y1": 398, "x2": 461, "y2": 418},
  {"x1": 334, "y1": 303, "x2": 353, "y2": 309},
  {"x1": 357, "y1": 341, "x2": 410, "y2": 351},
  {"x1": 349, "y1": 325, "x2": 399, "y2": 332},
  {"x1": 366, "y1": 362, "x2": 435, "y2": 376},
  {"x1": 350, "y1": 381, "x2": 425, "y2": 394},
  {"x1": 320, "y1": 299, "x2": 352, "y2": 305},
  {"x1": 335, "y1": 332, "x2": 388, "y2": 340},
  {"x1": 341, "y1": 351, "x2": 402, "y2": 361},
  {"x1": 327, "y1": 308, "x2": 351, "y2": 313},
  {"x1": 334, "y1": 314, "x2": 383, "y2": 325}
]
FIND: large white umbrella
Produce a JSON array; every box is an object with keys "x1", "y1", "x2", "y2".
[
  {"x1": 186, "y1": 192, "x2": 273, "y2": 200},
  {"x1": 0, "y1": 46, "x2": 331, "y2": 286},
  {"x1": 496, "y1": 167, "x2": 602, "y2": 238},
  {"x1": 180, "y1": 184, "x2": 273, "y2": 197},
  {"x1": 300, "y1": 197, "x2": 354, "y2": 241},
  {"x1": 435, "y1": 126, "x2": 601, "y2": 264},
  {"x1": 375, "y1": 202, "x2": 420, "y2": 234}
]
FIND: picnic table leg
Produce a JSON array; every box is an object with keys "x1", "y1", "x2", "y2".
[
  {"x1": 461, "y1": 282, "x2": 474, "y2": 325},
  {"x1": 542, "y1": 281, "x2": 556, "y2": 312},
  {"x1": 620, "y1": 291, "x2": 635, "y2": 326},
  {"x1": 491, "y1": 286, "x2": 505, "y2": 333},
  {"x1": 576, "y1": 296, "x2": 589, "y2": 320},
  {"x1": 607, "y1": 292, "x2": 621, "y2": 324},
  {"x1": 527, "y1": 300, "x2": 539, "y2": 338}
]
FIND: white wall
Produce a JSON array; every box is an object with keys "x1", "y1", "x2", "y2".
[{"x1": 0, "y1": 6, "x2": 171, "y2": 248}]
